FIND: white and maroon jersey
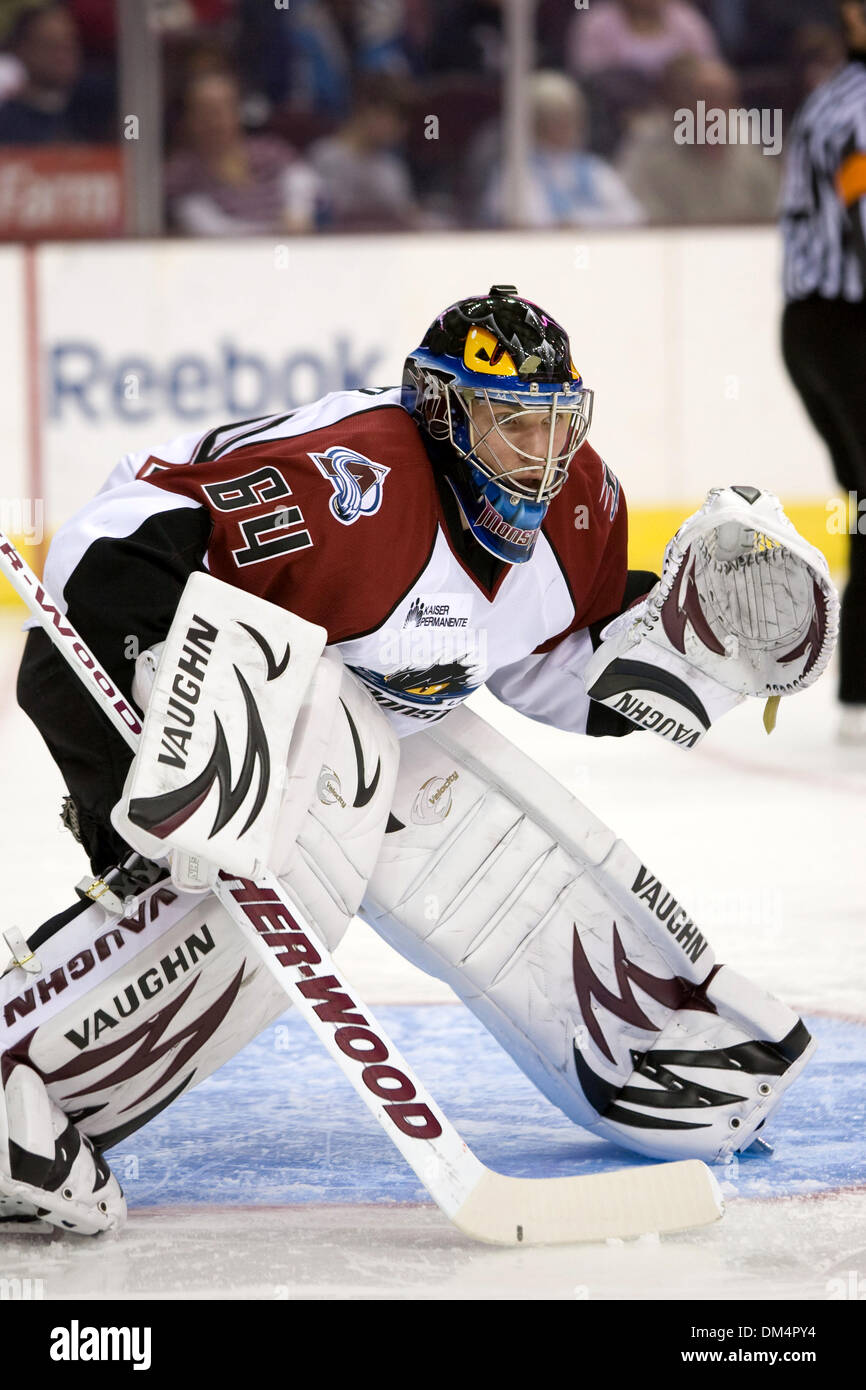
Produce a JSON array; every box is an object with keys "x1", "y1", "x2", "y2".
[{"x1": 41, "y1": 388, "x2": 635, "y2": 740}]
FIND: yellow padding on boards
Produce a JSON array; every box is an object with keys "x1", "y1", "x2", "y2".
[
  {"x1": 616, "y1": 501, "x2": 846, "y2": 576},
  {"x1": 0, "y1": 505, "x2": 849, "y2": 609},
  {"x1": 0, "y1": 538, "x2": 45, "y2": 611}
]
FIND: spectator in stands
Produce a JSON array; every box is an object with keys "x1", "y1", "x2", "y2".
[
  {"x1": 0, "y1": 45, "x2": 23, "y2": 102},
  {"x1": 0, "y1": 1, "x2": 44, "y2": 47},
  {"x1": 479, "y1": 70, "x2": 645, "y2": 227},
  {"x1": 155, "y1": 0, "x2": 235, "y2": 32},
  {"x1": 348, "y1": 0, "x2": 416, "y2": 77},
  {"x1": 617, "y1": 54, "x2": 781, "y2": 223},
  {"x1": 699, "y1": 0, "x2": 841, "y2": 71},
  {"x1": 308, "y1": 74, "x2": 418, "y2": 230},
  {"x1": 569, "y1": 0, "x2": 720, "y2": 82},
  {"x1": 239, "y1": 0, "x2": 417, "y2": 123},
  {"x1": 0, "y1": 2, "x2": 110, "y2": 143},
  {"x1": 693, "y1": 3, "x2": 842, "y2": 125},
  {"x1": 237, "y1": 0, "x2": 351, "y2": 118},
  {"x1": 428, "y1": 0, "x2": 507, "y2": 74},
  {"x1": 165, "y1": 69, "x2": 320, "y2": 235},
  {"x1": 789, "y1": 22, "x2": 846, "y2": 99}
]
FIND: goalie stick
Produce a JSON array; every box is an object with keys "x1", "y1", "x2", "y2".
[{"x1": 0, "y1": 531, "x2": 723, "y2": 1245}]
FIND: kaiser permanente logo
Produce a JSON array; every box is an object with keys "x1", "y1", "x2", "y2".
[
  {"x1": 50, "y1": 1320, "x2": 152, "y2": 1371},
  {"x1": 403, "y1": 596, "x2": 469, "y2": 629},
  {"x1": 674, "y1": 101, "x2": 782, "y2": 157}
]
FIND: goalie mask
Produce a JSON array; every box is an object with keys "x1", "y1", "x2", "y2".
[{"x1": 402, "y1": 285, "x2": 593, "y2": 564}]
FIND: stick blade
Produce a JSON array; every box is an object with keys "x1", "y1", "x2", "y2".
[{"x1": 451, "y1": 1158, "x2": 723, "y2": 1246}]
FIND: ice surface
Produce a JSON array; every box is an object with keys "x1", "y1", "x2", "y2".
[{"x1": 1, "y1": 614, "x2": 864, "y2": 1300}]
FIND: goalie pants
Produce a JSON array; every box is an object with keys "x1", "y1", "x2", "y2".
[{"x1": 782, "y1": 293, "x2": 866, "y2": 704}]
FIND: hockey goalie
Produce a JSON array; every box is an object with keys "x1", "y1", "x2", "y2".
[{"x1": 1, "y1": 285, "x2": 837, "y2": 1236}]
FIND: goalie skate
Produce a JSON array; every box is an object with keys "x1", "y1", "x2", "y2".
[{"x1": 0, "y1": 1059, "x2": 126, "y2": 1236}]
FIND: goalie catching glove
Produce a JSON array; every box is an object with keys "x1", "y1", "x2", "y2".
[{"x1": 583, "y1": 486, "x2": 839, "y2": 745}]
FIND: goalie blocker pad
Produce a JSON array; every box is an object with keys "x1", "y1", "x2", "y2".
[
  {"x1": 360, "y1": 705, "x2": 814, "y2": 1164},
  {"x1": 112, "y1": 572, "x2": 328, "y2": 880}
]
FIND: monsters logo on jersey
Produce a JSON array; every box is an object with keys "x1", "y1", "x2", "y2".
[
  {"x1": 310, "y1": 445, "x2": 390, "y2": 525},
  {"x1": 348, "y1": 656, "x2": 484, "y2": 721}
]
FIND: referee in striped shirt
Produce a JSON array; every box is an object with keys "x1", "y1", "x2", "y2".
[{"x1": 781, "y1": 2, "x2": 866, "y2": 740}]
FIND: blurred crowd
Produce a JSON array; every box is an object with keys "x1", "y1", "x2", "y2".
[{"x1": 0, "y1": 0, "x2": 851, "y2": 234}]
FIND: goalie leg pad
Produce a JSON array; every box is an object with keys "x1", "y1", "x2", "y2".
[
  {"x1": 361, "y1": 705, "x2": 814, "y2": 1163},
  {"x1": 272, "y1": 665, "x2": 400, "y2": 947},
  {"x1": 0, "y1": 674, "x2": 398, "y2": 1185},
  {"x1": 1, "y1": 879, "x2": 291, "y2": 1160}
]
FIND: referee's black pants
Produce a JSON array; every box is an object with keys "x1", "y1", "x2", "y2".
[{"x1": 782, "y1": 294, "x2": 866, "y2": 705}]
